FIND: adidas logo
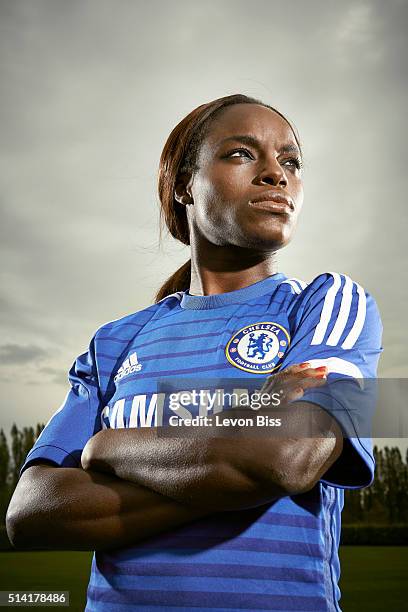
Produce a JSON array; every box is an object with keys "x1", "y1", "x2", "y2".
[{"x1": 114, "y1": 352, "x2": 142, "y2": 383}]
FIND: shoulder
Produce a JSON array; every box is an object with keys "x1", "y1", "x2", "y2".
[
  {"x1": 281, "y1": 271, "x2": 379, "y2": 308},
  {"x1": 294, "y1": 272, "x2": 380, "y2": 318},
  {"x1": 283, "y1": 272, "x2": 382, "y2": 348},
  {"x1": 94, "y1": 291, "x2": 184, "y2": 341}
]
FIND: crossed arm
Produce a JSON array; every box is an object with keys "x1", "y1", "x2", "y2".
[
  {"x1": 6, "y1": 366, "x2": 343, "y2": 551},
  {"x1": 80, "y1": 404, "x2": 342, "y2": 511}
]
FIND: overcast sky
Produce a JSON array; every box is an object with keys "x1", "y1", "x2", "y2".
[{"x1": 1, "y1": 0, "x2": 407, "y2": 448}]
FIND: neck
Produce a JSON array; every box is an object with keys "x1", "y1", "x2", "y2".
[{"x1": 188, "y1": 234, "x2": 279, "y2": 296}]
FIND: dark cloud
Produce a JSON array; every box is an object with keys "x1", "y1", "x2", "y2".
[{"x1": 0, "y1": 343, "x2": 47, "y2": 365}]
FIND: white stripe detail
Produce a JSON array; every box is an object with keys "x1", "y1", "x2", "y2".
[
  {"x1": 327, "y1": 275, "x2": 353, "y2": 346},
  {"x1": 306, "y1": 357, "x2": 364, "y2": 388},
  {"x1": 341, "y1": 283, "x2": 367, "y2": 349},
  {"x1": 311, "y1": 273, "x2": 342, "y2": 345},
  {"x1": 158, "y1": 291, "x2": 183, "y2": 303},
  {"x1": 282, "y1": 280, "x2": 302, "y2": 294},
  {"x1": 290, "y1": 277, "x2": 308, "y2": 290}
]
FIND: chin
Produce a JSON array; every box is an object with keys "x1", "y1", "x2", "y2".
[
  {"x1": 240, "y1": 225, "x2": 294, "y2": 250},
  {"x1": 238, "y1": 235, "x2": 288, "y2": 252}
]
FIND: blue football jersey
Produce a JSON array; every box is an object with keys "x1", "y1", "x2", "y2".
[{"x1": 21, "y1": 272, "x2": 383, "y2": 611}]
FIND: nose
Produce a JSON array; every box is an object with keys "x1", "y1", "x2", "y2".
[{"x1": 256, "y1": 159, "x2": 287, "y2": 188}]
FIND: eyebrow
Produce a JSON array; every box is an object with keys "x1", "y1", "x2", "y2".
[{"x1": 217, "y1": 134, "x2": 301, "y2": 157}]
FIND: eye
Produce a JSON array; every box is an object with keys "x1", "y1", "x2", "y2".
[
  {"x1": 226, "y1": 148, "x2": 254, "y2": 159},
  {"x1": 281, "y1": 157, "x2": 303, "y2": 171}
]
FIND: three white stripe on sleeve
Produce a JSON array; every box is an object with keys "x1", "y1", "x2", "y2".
[{"x1": 311, "y1": 273, "x2": 367, "y2": 349}]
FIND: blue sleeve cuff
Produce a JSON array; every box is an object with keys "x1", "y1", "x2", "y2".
[
  {"x1": 20, "y1": 444, "x2": 80, "y2": 476},
  {"x1": 296, "y1": 388, "x2": 375, "y2": 489}
]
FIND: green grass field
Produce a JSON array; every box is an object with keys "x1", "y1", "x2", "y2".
[
  {"x1": 0, "y1": 547, "x2": 406, "y2": 611},
  {"x1": 339, "y1": 547, "x2": 407, "y2": 611}
]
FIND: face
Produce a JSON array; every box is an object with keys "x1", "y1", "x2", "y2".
[{"x1": 182, "y1": 104, "x2": 304, "y2": 251}]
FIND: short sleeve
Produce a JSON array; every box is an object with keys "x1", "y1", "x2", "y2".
[
  {"x1": 20, "y1": 338, "x2": 102, "y2": 475},
  {"x1": 281, "y1": 272, "x2": 383, "y2": 489}
]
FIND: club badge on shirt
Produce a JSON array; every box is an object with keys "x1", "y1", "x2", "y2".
[{"x1": 225, "y1": 321, "x2": 290, "y2": 373}]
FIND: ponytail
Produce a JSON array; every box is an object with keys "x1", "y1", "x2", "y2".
[{"x1": 155, "y1": 259, "x2": 191, "y2": 303}]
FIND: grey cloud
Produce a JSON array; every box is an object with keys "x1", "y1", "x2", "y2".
[{"x1": 0, "y1": 343, "x2": 47, "y2": 365}]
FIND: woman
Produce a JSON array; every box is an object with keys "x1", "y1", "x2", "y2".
[{"x1": 7, "y1": 94, "x2": 382, "y2": 611}]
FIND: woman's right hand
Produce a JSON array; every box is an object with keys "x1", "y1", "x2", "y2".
[{"x1": 260, "y1": 362, "x2": 328, "y2": 404}]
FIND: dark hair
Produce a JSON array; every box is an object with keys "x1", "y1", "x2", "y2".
[{"x1": 155, "y1": 93, "x2": 301, "y2": 302}]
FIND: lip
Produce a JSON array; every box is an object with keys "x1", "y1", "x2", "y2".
[
  {"x1": 248, "y1": 201, "x2": 292, "y2": 215},
  {"x1": 249, "y1": 191, "x2": 294, "y2": 212}
]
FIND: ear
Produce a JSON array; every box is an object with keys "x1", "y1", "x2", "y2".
[{"x1": 174, "y1": 173, "x2": 194, "y2": 206}]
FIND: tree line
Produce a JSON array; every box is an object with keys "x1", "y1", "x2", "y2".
[
  {"x1": 1, "y1": 424, "x2": 408, "y2": 525},
  {"x1": 343, "y1": 445, "x2": 408, "y2": 524}
]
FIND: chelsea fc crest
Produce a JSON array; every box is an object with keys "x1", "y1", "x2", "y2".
[{"x1": 225, "y1": 321, "x2": 290, "y2": 373}]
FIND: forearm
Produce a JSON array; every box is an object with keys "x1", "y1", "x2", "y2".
[
  {"x1": 81, "y1": 403, "x2": 343, "y2": 511},
  {"x1": 84, "y1": 428, "x2": 282, "y2": 511},
  {"x1": 6, "y1": 464, "x2": 210, "y2": 551}
]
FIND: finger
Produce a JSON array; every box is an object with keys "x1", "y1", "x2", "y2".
[
  {"x1": 260, "y1": 365, "x2": 328, "y2": 395},
  {"x1": 262, "y1": 363, "x2": 312, "y2": 389},
  {"x1": 260, "y1": 371, "x2": 284, "y2": 393},
  {"x1": 296, "y1": 375, "x2": 328, "y2": 391},
  {"x1": 282, "y1": 363, "x2": 311, "y2": 374},
  {"x1": 277, "y1": 374, "x2": 327, "y2": 402},
  {"x1": 301, "y1": 366, "x2": 328, "y2": 376},
  {"x1": 289, "y1": 366, "x2": 328, "y2": 382}
]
